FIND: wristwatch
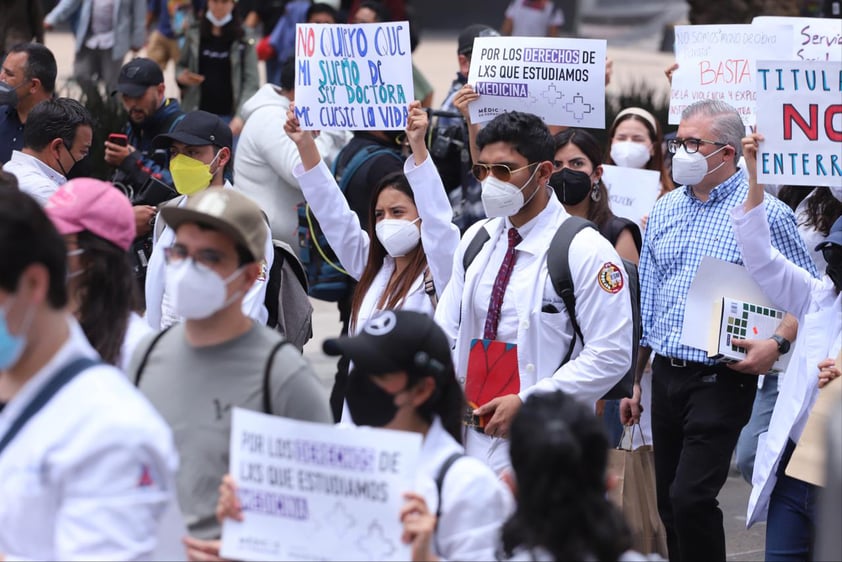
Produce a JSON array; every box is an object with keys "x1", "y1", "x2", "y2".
[{"x1": 770, "y1": 334, "x2": 791, "y2": 355}]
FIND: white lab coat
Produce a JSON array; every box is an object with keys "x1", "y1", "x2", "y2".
[
  {"x1": 435, "y1": 193, "x2": 633, "y2": 473},
  {"x1": 412, "y1": 417, "x2": 514, "y2": 561},
  {"x1": 731, "y1": 203, "x2": 842, "y2": 527},
  {"x1": 145, "y1": 181, "x2": 273, "y2": 330},
  {"x1": 292, "y1": 153, "x2": 460, "y2": 334},
  {"x1": 0, "y1": 318, "x2": 183, "y2": 560}
]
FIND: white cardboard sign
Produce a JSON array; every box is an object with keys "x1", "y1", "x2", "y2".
[
  {"x1": 467, "y1": 36, "x2": 606, "y2": 128},
  {"x1": 293, "y1": 22, "x2": 413, "y2": 130},
  {"x1": 753, "y1": 16, "x2": 842, "y2": 62},
  {"x1": 669, "y1": 24, "x2": 793, "y2": 125},
  {"x1": 755, "y1": 59, "x2": 842, "y2": 188},
  {"x1": 601, "y1": 164, "x2": 661, "y2": 227},
  {"x1": 220, "y1": 409, "x2": 422, "y2": 561}
]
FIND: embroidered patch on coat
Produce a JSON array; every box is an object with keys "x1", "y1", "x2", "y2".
[{"x1": 597, "y1": 262, "x2": 624, "y2": 294}]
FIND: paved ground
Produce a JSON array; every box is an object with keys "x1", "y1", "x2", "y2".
[{"x1": 42, "y1": 26, "x2": 765, "y2": 561}]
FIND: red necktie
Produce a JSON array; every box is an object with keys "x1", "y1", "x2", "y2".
[{"x1": 483, "y1": 227, "x2": 522, "y2": 340}]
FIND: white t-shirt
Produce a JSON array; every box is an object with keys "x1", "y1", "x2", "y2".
[{"x1": 505, "y1": 0, "x2": 564, "y2": 37}]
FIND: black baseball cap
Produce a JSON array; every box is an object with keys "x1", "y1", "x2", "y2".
[
  {"x1": 153, "y1": 110, "x2": 233, "y2": 149},
  {"x1": 458, "y1": 24, "x2": 500, "y2": 56},
  {"x1": 323, "y1": 310, "x2": 453, "y2": 380},
  {"x1": 815, "y1": 216, "x2": 842, "y2": 251},
  {"x1": 112, "y1": 58, "x2": 164, "y2": 97}
]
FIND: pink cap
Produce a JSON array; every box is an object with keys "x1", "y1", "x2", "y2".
[{"x1": 45, "y1": 178, "x2": 136, "y2": 251}]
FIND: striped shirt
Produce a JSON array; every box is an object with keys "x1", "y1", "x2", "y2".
[{"x1": 639, "y1": 169, "x2": 818, "y2": 363}]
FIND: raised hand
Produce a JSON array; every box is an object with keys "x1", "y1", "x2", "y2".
[
  {"x1": 284, "y1": 102, "x2": 320, "y2": 170},
  {"x1": 741, "y1": 132, "x2": 765, "y2": 211},
  {"x1": 405, "y1": 100, "x2": 429, "y2": 165}
]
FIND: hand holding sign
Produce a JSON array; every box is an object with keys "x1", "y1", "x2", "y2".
[
  {"x1": 405, "y1": 101, "x2": 429, "y2": 164},
  {"x1": 399, "y1": 492, "x2": 435, "y2": 562}
]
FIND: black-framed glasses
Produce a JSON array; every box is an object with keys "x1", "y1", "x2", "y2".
[
  {"x1": 667, "y1": 137, "x2": 727, "y2": 154},
  {"x1": 164, "y1": 245, "x2": 226, "y2": 270},
  {"x1": 471, "y1": 162, "x2": 538, "y2": 182}
]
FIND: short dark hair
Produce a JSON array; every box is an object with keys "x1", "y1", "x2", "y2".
[
  {"x1": 307, "y1": 2, "x2": 338, "y2": 22},
  {"x1": 357, "y1": 1, "x2": 390, "y2": 21},
  {"x1": 7, "y1": 42, "x2": 57, "y2": 94},
  {"x1": 23, "y1": 98, "x2": 93, "y2": 152},
  {"x1": 475, "y1": 111, "x2": 554, "y2": 164},
  {"x1": 0, "y1": 190, "x2": 68, "y2": 308},
  {"x1": 279, "y1": 57, "x2": 296, "y2": 91},
  {"x1": 0, "y1": 168, "x2": 18, "y2": 191}
]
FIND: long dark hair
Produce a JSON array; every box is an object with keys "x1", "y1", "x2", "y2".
[
  {"x1": 777, "y1": 186, "x2": 842, "y2": 236},
  {"x1": 502, "y1": 391, "x2": 632, "y2": 562},
  {"x1": 73, "y1": 231, "x2": 139, "y2": 365},
  {"x1": 605, "y1": 111, "x2": 674, "y2": 195},
  {"x1": 553, "y1": 128, "x2": 613, "y2": 230},
  {"x1": 349, "y1": 172, "x2": 428, "y2": 330}
]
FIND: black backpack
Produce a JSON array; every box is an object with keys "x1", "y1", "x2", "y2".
[
  {"x1": 462, "y1": 216, "x2": 640, "y2": 400},
  {"x1": 296, "y1": 144, "x2": 403, "y2": 301}
]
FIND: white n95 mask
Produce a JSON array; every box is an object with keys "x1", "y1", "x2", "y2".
[
  {"x1": 165, "y1": 259, "x2": 244, "y2": 319},
  {"x1": 610, "y1": 141, "x2": 651, "y2": 169},
  {"x1": 481, "y1": 166, "x2": 540, "y2": 218},
  {"x1": 375, "y1": 217, "x2": 421, "y2": 257},
  {"x1": 671, "y1": 145, "x2": 727, "y2": 186}
]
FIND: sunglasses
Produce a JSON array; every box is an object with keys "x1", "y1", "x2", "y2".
[{"x1": 471, "y1": 162, "x2": 538, "y2": 182}]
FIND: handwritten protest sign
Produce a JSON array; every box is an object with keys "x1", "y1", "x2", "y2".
[
  {"x1": 670, "y1": 24, "x2": 792, "y2": 125},
  {"x1": 755, "y1": 60, "x2": 842, "y2": 188},
  {"x1": 753, "y1": 16, "x2": 842, "y2": 62},
  {"x1": 601, "y1": 165, "x2": 661, "y2": 227},
  {"x1": 293, "y1": 22, "x2": 413, "y2": 130},
  {"x1": 466, "y1": 36, "x2": 606, "y2": 128},
  {"x1": 220, "y1": 409, "x2": 422, "y2": 561}
]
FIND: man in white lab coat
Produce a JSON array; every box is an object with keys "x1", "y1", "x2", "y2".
[
  {"x1": 435, "y1": 111, "x2": 633, "y2": 474},
  {"x1": 0, "y1": 189, "x2": 183, "y2": 560}
]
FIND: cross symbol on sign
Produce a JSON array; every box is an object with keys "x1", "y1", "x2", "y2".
[
  {"x1": 541, "y1": 84, "x2": 563, "y2": 105},
  {"x1": 565, "y1": 94, "x2": 593, "y2": 122}
]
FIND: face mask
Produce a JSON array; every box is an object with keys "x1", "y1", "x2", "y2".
[
  {"x1": 480, "y1": 165, "x2": 540, "y2": 218},
  {"x1": 165, "y1": 259, "x2": 243, "y2": 319},
  {"x1": 0, "y1": 81, "x2": 24, "y2": 107},
  {"x1": 170, "y1": 152, "x2": 219, "y2": 196},
  {"x1": 206, "y1": 10, "x2": 233, "y2": 27},
  {"x1": 825, "y1": 248, "x2": 842, "y2": 292},
  {"x1": 610, "y1": 141, "x2": 651, "y2": 169},
  {"x1": 671, "y1": 145, "x2": 727, "y2": 186},
  {"x1": 549, "y1": 168, "x2": 592, "y2": 206},
  {"x1": 345, "y1": 368, "x2": 407, "y2": 427},
  {"x1": 375, "y1": 217, "x2": 420, "y2": 257},
  {"x1": 0, "y1": 298, "x2": 33, "y2": 371}
]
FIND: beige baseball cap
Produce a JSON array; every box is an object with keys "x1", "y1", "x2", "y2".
[{"x1": 161, "y1": 189, "x2": 266, "y2": 262}]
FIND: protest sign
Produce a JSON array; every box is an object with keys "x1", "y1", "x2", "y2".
[
  {"x1": 466, "y1": 36, "x2": 606, "y2": 128},
  {"x1": 755, "y1": 60, "x2": 842, "y2": 188},
  {"x1": 220, "y1": 409, "x2": 422, "y2": 561},
  {"x1": 601, "y1": 165, "x2": 661, "y2": 227},
  {"x1": 669, "y1": 24, "x2": 792, "y2": 125},
  {"x1": 293, "y1": 22, "x2": 413, "y2": 130},
  {"x1": 753, "y1": 16, "x2": 842, "y2": 62}
]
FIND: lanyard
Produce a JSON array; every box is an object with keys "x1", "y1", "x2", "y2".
[{"x1": 0, "y1": 357, "x2": 99, "y2": 457}]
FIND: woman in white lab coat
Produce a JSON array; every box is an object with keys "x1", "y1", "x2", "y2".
[
  {"x1": 214, "y1": 310, "x2": 513, "y2": 561},
  {"x1": 733, "y1": 133, "x2": 842, "y2": 560}
]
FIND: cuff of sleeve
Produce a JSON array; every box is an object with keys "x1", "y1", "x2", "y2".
[
  {"x1": 118, "y1": 151, "x2": 140, "y2": 173},
  {"x1": 292, "y1": 158, "x2": 328, "y2": 180},
  {"x1": 403, "y1": 152, "x2": 432, "y2": 173}
]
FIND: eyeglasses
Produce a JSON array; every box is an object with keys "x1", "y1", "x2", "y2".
[
  {"x1": 471, "y1": 162, "x2": 538, "y2": 182},
  {"x1": 667, "y1": 137, "x2": 727, "y2": 154},
  {"x1": 164, "y1": 245, "x2": 226, "y2": 270}
]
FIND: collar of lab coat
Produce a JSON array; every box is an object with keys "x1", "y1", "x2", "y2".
[{"x1": 0, "y1": 317, "x2": 97, "y2": 435}]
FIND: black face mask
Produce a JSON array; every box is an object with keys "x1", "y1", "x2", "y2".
[
  {"x1": 824, "y1": 246, "x2": 842, "y2": 292},
  {"x1": 345, "y1": 368, "x2": 406, "y2": 427},
  {"x1": 549, "y1": 168, "x2": 591, "y2": 205}
]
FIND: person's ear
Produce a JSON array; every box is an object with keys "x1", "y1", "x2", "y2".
[
  {"x1": 536, "y1": 160, "x2": 553, "y2": 185},
  {"x1": 50, "y1": 138, "x2": 64, "y2": 159},
  {"x1": 156, "y1": 82, "x2": 166, "y2": 99},
  {"x1": 593, "y1": 164, "x2": 603, "y2": 183},
  {"x1": 18, "y1": 263, "x2": 50, "y2": 307},
  {"x1": 238, "y1": 261, "x2": 261, "y2": 290},
  {"x1": 457, "y1": 53, "x2": 470, "y2": 74},
  {"x1": 409, "y1": 376, "x2": 436, "y2": 408},
  {"x1": 217, "y1": 146, "x2": 232, "y2": 169},
  {"x1": 28, "y1": 77, "x2": 40, "y2": 94}
]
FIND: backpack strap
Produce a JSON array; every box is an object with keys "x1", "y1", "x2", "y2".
[
  {"x1": 0, "y1": 356, "x2": 100, "y2": 457},
  {"x1": 546, "y1": 216, "x2": 598, "y2": 366},
  {"x1": 332, "y1": 144, "x2": 403, "y2": 193},
  {"x1": 133, "y1": 326, "x2": 174, "y2": 387},
  {"x1": 434, "y1": 452, "x2": 464, "y2": 525},
  {"x1": 461, "y1": 220, "x2": 493, "y2": 273},
  {"x1": 423, "y1": 266, "x2": 437, "y2": 308},
  {"x1": 263, "y1": 340, "x2": 294, "y2": 414}
]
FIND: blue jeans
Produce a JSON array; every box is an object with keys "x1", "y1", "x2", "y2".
[
  {"x1": 735, "y1": 375, "x2": 779, "y2": 483},
  {"x1": 766, "y1": 442, "x2": 817, "y2": 562},
  {"x1": 602, "y1": 399, "x2": 624, "y2": 446}
]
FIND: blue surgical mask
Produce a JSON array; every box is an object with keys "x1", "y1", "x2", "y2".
[{"x1": 0, "y1": 298, "x2": 29, "y2": 371}]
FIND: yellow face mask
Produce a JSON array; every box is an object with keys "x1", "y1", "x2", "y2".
[{"x1": 169, "y1": 152, "x2": 219, "y2": 195}]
